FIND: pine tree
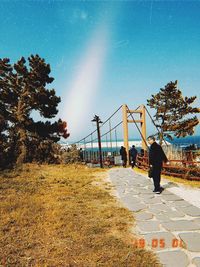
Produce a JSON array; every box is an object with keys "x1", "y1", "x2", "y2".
[
  {"x1": 0, "y1": 113, "x2": 8, "y2": 169},
  {"x1": 0, "y1": 55, "x2": 69, "y2": 168},
  {"x1": 147, "y1": 81, "x2": 200, "y2": 144}
]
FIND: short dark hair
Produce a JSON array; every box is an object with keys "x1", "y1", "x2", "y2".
[{"x1": 147, "y1": 135, "x2": 155, "y2": 141}]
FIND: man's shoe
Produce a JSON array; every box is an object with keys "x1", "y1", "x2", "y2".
[
  {"x1": 155, "y1": 191, "x2": 161, "y2": 194},
  {"x1": 153, "y1": 187, "x2": 164, "y2": 193}
]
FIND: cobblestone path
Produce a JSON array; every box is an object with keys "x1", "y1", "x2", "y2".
[{"x1": 108, "y1": 168, "x2": 200, "y2": 267}]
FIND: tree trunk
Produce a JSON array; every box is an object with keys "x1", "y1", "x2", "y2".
[
  {"x1": 16, "y1": 96, "x2": 27, "y2": 167},
  {"x1": 159, "y1": 130, "x2": 164, "y2": 146},
  {"x1": 16, "y1": 128, "x2": 27, "y2": 167}
]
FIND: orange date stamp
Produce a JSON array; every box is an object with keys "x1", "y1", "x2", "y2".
[{"x1": 133, "y1": 238, "x2": 185, "y2": 249}]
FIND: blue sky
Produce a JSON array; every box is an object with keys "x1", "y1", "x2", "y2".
[{"x1": 0, "y1": 0, "x2": 200, "y2": 141}]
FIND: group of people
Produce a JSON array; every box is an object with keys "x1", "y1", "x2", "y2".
[
  {"x1": 120, "y1": 135, "x2": 168, "y2": 194},
  {"x1": 79, "y1": 136, "x2": 168, "y2": 195},
  {"x1": 119, "y1": 145, "x2": 138, "y2": 168}
]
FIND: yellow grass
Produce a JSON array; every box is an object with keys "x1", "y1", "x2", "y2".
[
  {"x1": 0, "y1": 164, "x2": 160, "y2": 267},
  {"x1": 134, "y1": 167, "x2": 200, "y2": 188}
]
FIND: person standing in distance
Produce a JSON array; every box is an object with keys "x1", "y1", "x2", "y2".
[
  {"x1": 147, "y1": 136, "x2": 168, "y2": 194},
  {"x1": 79, "y1": 148, "x2": 84, "y2": 162},
  {"x1": 120, "y1": 146, "x2": 127, "y2": 168},
  {"x1": 129, "y1": 145, "x2": 138, "y2": 168}
]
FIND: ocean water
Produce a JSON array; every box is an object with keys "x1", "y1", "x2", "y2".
[
  {"x1": 169, "y1": 135, "x2": 200, "y2": 148},
  {"x1": 60, "y1": 136, "x2": 200, "y2": 152}
]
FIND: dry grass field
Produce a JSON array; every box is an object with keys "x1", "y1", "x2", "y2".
[{"x1": 0, "y1": 164, "x2": 160, "y2": 267}]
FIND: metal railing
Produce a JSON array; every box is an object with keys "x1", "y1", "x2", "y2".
[{"x1": 136, "y1": 154, "x2": 200, "y2": 181}]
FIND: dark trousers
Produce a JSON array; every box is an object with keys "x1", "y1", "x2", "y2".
[
  {"x1": 130, "y1": 158, "x2": 136, "y2": 168},
  {"x1": 152, "y1": 165, "x2": 162, "y2": 191},
  {"x1": 122, "y1": 159, "x2": 127, "y2": 168}
]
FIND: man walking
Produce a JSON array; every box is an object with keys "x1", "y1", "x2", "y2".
[
  {"x1": 120, "y1": 146, "x2": 127, "y2": 168},
  {"x1": 129, "y1": 145, "x2": 138, "y2": 168},
  {"x1": 147, "y1": 136, "x2": 168, "y2": 194}
]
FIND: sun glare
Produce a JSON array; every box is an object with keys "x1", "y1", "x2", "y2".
[{"x1": 61, "y1": 24, "x2": 109, "y2": 141}]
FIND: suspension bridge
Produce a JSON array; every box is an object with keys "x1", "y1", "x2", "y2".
[
  {"x1": 73, "y1": 104, "x2": 168, "y2": 165},
  {"x1": 67, "y1": 104, "x2": 200, "y2": 180}
]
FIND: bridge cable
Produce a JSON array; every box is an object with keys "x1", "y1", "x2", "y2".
[
  {"x1": 115, "y1": 128, "x2": 118, "y2": 154},
  {"x1": 75, "y1": 105, "x2": 123, "y2": 145},
  {"x1": 106, "y1": 134, "x2": 108, "y2": 149},
  {"x1": 109, "y1": 119, "x2": 113, "y2": 151},
  {"x1": 144, "y1": 106, "x2": 168, "y2": 147}
]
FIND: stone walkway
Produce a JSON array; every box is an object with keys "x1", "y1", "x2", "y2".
[{"x1": 108, "y1": 168, "x2": 200, "y2": 267}]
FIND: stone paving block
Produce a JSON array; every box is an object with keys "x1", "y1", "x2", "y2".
[
  {"x1": 126, "y1": 202, "x2": 147, "y2": 212},
  {"x1": 161, "y1": 194, "x2": 183, "y2": 201},
  {"x1": 156, "y1": 250, "x2": 189, "y2": 267},
  {"x1": 149, "y1": 203, "x2": 172, "y2": 212},
  {"x1": 141, "y1": 194, "x2": 154, "y2": 200},
  {"x1": 143, "y1": 181, "x2": 152, "y2": 185},
  {"x1": 148, "y1": 208, "x2": 163, "y2": 215},
  {"x1": 138, "y1": 180, "x2": 150, "y2": 184},
  {"x1": 143, "y1": 197, "x2": 162, "y2": 204},
  {"x1": 193, "y1": 218, "x2": 200, "y2": 226},
  {"x1": 133, "y1": 185, "x2": 147, "y2": 189},
  {"x1": 159, "y1": 189, "x2": 175, "y2": 195},
  {"x1": 192, "y1": 257, "x2": 200, "y2": 267},
  {"x1": 137, "y1": 221, "x2": 160, "y2": 232},
  {"x1": 125, "y1": 191, "x2": 140, "y2": 196},
  {"x1": 129, "y1": 175, "x2": 142, "y2": 179},
  {"x1": 136, "y1": 189, "x2": 153, "y2": 195},
  {"x1": 134, "y1": 211, "x2": 154, "y2": 221},
  {"x1": 138, "y1": 185, "x2": 151, "y2": 192},
  {"x1": 123, "y1": 190, "x2": 139, "y2": 195},
  {"x1": 155, "y1": 213, "x2": 174, "y2": 222},
  {"x1": 179, "y1": 232, "x2": 200, "y2": 252},
  {"x1": 142, "y1": 231, "x2": 176, "y2": 251},
  {"x1": 140, "y1": 192, "x2": 156, "y2": 197},
  {"x1": 161, "y1": 210, "x2": 185, "y2": 218},
  {"x1": 146, "y1": 185, "x2": 154, "y2": 189},
  {"x1": 130, "y1": 187, "x2": 142, "y2": 192},
  {"x1": 128, "y1": 182, "x2": 142, "y2": 186},
  {"x1": 134, "y1": 185, "x2": 148, "y2": 189},
  {"x1": 178, "y1": 205, "x2": 200, "y2": 217},
  {"x1": 162, "y1": 220, "x2": 200, "y2": 231},
  {"x1": 121, "y1": 196, "x2": 142, "y2": 204},
  {"x1": 126, "y1": 180, "x2": 135, "y2": 184},
  {"x1": 169, "y1": 200, "x2": 191, "y2": 207}
]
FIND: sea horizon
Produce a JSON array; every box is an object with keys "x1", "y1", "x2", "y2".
[{"x1": 60, "y1": 135, "x2": 200, "y2": 149}]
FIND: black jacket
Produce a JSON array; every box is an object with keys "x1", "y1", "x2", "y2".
[
  {"x1": 149, "y1": 142, "x2": 168, "y2": 167},
  {"x1": 129, "y1": 147, "x2": 138, "y2": 159},
  {"x1": 120, "y1": 147, "x2": 127, "y2": 160}
]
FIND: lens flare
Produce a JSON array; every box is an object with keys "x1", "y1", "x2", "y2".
[{"x1": 61, "y1": 24, "x2": 109, "y2": 140}]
